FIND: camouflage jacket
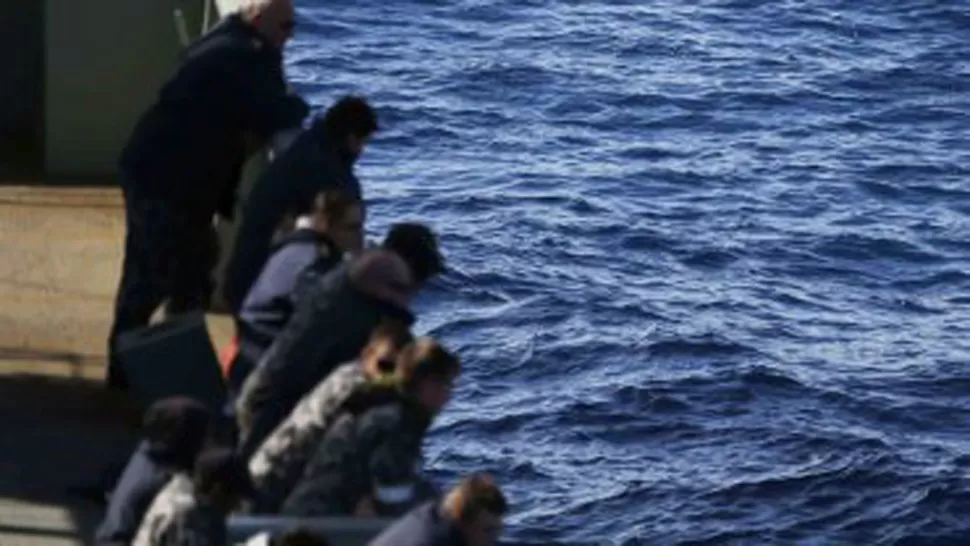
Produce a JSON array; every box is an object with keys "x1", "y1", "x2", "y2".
[
  {"x1": 132, "y1": 474, "x2": 227, "y2": 546},
  {"x1": 248, "y1": 361, "x2": 366, "y2": 513},
  {"x1": 280, "y1": 394, "x2": 433, "y2": 517}
]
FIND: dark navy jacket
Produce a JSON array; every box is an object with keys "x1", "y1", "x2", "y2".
[
  {"x1": 369, "y1": 502, "x2": 466, "y2": 546},
  {"x1": 94, "y1": 443, "x2": 178, "y2": 546},
  {"x1": 119, "y1": 14, "x2": 308, "y2": 216},
  {"x1": 223, "y1": 120, "x2": 363, "y2": 313},
  {"x1": 231, "y1": 229, "x2": 343, "y2": 389}
]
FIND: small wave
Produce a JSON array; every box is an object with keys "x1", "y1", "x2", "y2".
[
  {"x1": 644, "y1": 335, "x2": 760, "y2": 358},
  {"x1": 678, "y1": 248, "x2": 742, "y2": 270},
  {"x1": 738, "y1": 365, "x2": 805, "y2": 391},
  {"x1": 612, "y1": 385, "x2": 692, "y2": 413},
  {"x1": 811, "y1": 233, "x2": 943, "y2": 264},
  {"x1": 619, "y1": 230, "x2": 678, "y2": 252}
]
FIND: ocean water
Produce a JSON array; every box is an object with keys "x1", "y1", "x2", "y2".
[{"x1": 285, "y1": 1, "x2": 970, "y2": 544}]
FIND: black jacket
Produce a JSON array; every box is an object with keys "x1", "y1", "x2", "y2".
[
  {"x1": 238, "y1": 262, "x2": 413, "y2": 453},
  {"x1": 119, "y1": 14, "x2": 308, "y2": 215},
  {"x1": 223, "y1": 120, "x2": 363, "y2": 312},
  {"x1": 369, "y1": 502, "x2": 467, "y2": 546}
]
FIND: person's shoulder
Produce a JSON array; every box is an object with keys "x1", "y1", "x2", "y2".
[
  {"x1": 348, "y1": 250, "x2": 413, "y2": 302},
  {"x1": 357, "y1": 400, "x2": 407, "y2": 430}
]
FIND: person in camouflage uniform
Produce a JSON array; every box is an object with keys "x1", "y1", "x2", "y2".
[
  {"x1": 133, "y1": 448, "x2": 253, "y2": 546},
  {"x1": 246, "y1": 321, "x2": 414, "y2": 513},
  {"x1": 280, "y1": 338, "x2": 460, "y2": 518},
  {"x1": 96, "y1": 398, "x2": 211, "y2": 546}
]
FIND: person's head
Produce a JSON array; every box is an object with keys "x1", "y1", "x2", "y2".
[
  {"x1": 441, "y1": 474, "x2": 508, "y2": 546},
  {"x1": 360, "y1": 320, "x2": 414, "y2": 379},
  {"x1": 276, "y1": 529, "x2": 329, "y2": 546},
  {"x1": 320, "y1": 96, "x2": 379, "y2": 157},
  {"x1": 298, "y1": 190, "x2": 364, "y2": 253},
  {"x1": 395, "y1": 338, "x2": 460, "y2": 414},
  {"x1": 193, "y1": 448, "x2": 254, "y2": 512},
  {"x1": 143, "y1": 397, "x2": 211, "y2": 470},
  {"x1": 381, "y1": 223, "x2": 445, "y2": 287},
  {"x1": 240, "y1": 0, "x2": 296, "y2": 49}
]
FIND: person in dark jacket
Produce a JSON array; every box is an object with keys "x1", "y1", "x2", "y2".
[
  {"x1": 223, "y1": 95, "x2": 379, "y2": 313},
  {"x1": 369, "y1": 474, "x2": 508, "y2": 546},
  {"x1": 227, "y1": 189, "x2": 364, "y2": 397},
  {"x1": 95, "y1": 398, "x2": 211, "y2": 546},
  {"x1": 234, "y1": 222, "x2": 444, "y2": 457},
  {"x1": 247, "y1": 321, "x2": 413, "y2": 514},
  {"x1": 106, "y1": 0, "x2": 310, "y2": 389},
  {"x1": 282, "y1": 338, "x2": 460, "y2": 518}
]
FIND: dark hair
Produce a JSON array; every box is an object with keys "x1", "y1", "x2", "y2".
[
  {"x1": 277, "y1": 529, "x2": 330, "y2": 546},
  {"x1": 382, "y1": 223, "x2": 444, "y2": 284},
  {"x1": 321, "y1": 95, "x2": 378, "y2": 139},
  {"x1": 443, "y1": 473, "x2": 508, "y2": 523},
  {"x1": 193, "y1": 448, "x2": 253, "y2": 497},
  {"x1": 396, "y1": 337, "x2": 460, "y2": 391},
  {"x1": 143, "y1": 397, "x2": 211, "y2": 470}
]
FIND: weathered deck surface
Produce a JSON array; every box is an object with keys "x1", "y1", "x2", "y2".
[{"x1": 0, "y1": 186, "x2": 233, "y2": 546}]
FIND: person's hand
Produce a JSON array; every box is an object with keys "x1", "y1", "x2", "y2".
[{"x1": 354, "y1": 496, "x2": 377, "y2": 517}]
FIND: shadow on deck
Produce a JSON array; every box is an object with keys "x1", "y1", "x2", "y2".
[{"x1": 0, "y1": 366, "x2": 141, "y2": 546}]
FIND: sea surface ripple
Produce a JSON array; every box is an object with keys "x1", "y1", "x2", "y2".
[{"x1": 288, "y1": 1, "x2": 970, "y2": 543}]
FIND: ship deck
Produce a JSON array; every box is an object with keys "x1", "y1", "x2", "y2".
[{"x1": 0, "y1": 184, "x2": 234, "y2": 546}]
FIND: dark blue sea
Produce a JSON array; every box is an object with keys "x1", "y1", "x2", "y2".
[{"x1": 286, "y1": 1, "x2": 970, "y2": 544}]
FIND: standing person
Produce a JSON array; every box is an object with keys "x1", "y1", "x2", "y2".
[
  {"x1": 226, "y1": 189, "x2": 364, "y2": 398},
  {"x1": 235, "y1": 223, "x2": 445, "y2": 457},
  {"x1": 107, "y1": 0, "x2": 309, "y2": 389},
  {"x1": 95, "y1": 398, "x2": 211, "y2": 546},
  {"x1": 223, "y1": 95, "x2": 379, "y2": 313},
  {"x1": 369, "y1": 474, "x2": 508, "y2": 546}
]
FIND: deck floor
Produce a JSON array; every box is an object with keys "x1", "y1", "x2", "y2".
[{"x1": 0, "y1": 185, "x2": 233, "y2": 545}]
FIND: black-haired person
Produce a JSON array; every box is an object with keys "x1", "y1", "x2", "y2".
[
  {"x1": 224, "y1": 95, "x2": 379, "y2": 313},
  {"x1": 236, "y1": 222, "x2": 445, "y2": 457},
  {"x1": 95, "y1": 398, "x2": 211, "y2": 546}
]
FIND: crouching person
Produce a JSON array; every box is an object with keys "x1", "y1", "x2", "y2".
[
  {"x1": 235, "y1": 222, "x2": 445, "y2": 457},
  {"x1": 227, "y1": 189, "x2": 364, "y2": 397},
  {"x1": 134, "y1": 448, "x2": 254, "y2": 546},
  {"x1": 247, "y1": 321, "x2": 413, "y2": 513},
  {"x1": 96, "y1": 398, "x2": 211, "y2": 546},
  {"x1": 280, "y1": 338, "x2": 460, "y2": 517},
  {"x1": 370, "y1": 473, "x2": 507, "y2": 546}
]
